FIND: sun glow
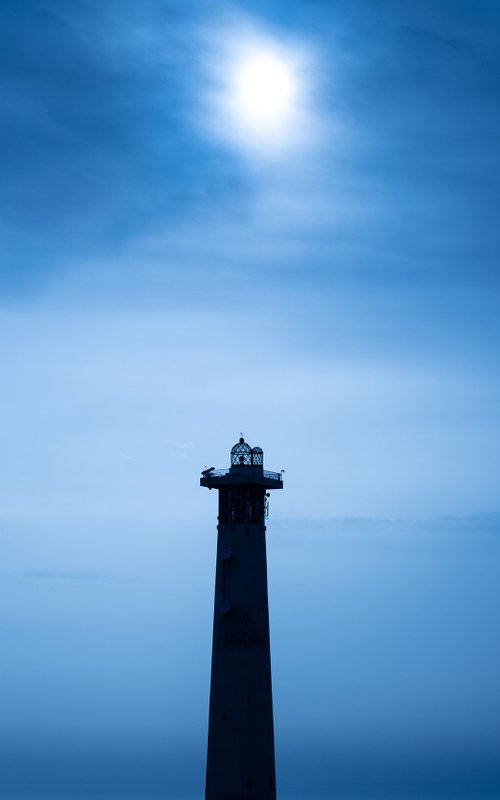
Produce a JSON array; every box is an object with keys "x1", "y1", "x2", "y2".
[
  {"x1": 205, "y1": 25, "x2": 311, "y2": 157},
  {"x1": 233, "y1": 52, "x2": 296, "y2": 134}
]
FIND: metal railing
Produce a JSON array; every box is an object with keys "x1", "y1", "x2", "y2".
[
  {"x1": 263, "y1": 470, "x2": 282, "y2": 480},
  {"x1": 202, "y1": 468, "x2": 282, "y2": 481}
]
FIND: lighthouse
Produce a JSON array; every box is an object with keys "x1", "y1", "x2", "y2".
[{"x1": 201, "y1": 437, "x2": 283, "y2": 800}]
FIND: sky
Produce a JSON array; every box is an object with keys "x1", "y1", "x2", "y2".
[{"x1": 1, "y1": 1, "x2": 500, "y2": 798}]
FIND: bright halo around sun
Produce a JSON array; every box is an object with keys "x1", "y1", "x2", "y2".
[
  {"x1": 205, "y1": 28, "x2": 311, "y2": 157},
  {"x1": 233, "y1": 51, "x2": 296, "y2": 135}
]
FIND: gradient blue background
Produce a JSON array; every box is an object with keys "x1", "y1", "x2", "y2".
[{"x1": 1, "y1": 1, "x2": 499, "y2": 797}]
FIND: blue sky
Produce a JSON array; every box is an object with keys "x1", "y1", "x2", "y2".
[{"x1": 1, "y1": 1, "x2": 500, "y2": 798}]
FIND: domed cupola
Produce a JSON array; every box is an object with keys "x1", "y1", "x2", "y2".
[
  {"x1": 230, "y1": 437, "x2": 252, "y2": 466},
  {"x1": 250, "y1": 446, "x2": 264, "y2": 466}
]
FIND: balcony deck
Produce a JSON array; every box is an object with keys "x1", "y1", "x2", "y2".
[{"x1": 200, "y1": 465, "x2": 283, "y2": 490}]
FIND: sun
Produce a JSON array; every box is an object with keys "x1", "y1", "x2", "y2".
[
  {"x1": 204, "y1": 27, "x2": 309, "y2": 156},
  {"x1": 233, "y1": 51, "x2": 296, "y2": 134}
]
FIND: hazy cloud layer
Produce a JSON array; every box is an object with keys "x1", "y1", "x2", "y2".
[{"x1": 1, "y1": 0, "x2": 499, "y2": 289}]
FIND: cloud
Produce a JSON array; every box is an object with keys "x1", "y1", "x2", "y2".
[
  {"x1": 0, "y1": 1, "x2": 251, "y2": 289},
  {"x1": 2, "y1": 0, "x2": 500, "y2": 299}
]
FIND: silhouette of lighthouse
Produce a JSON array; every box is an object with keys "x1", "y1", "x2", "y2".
[{"x1": 201, "y1": 437, "x2": 283, "y2": 800}]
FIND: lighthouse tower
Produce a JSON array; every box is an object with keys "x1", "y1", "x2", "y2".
[{"x1": 201, "y1": 437, "x2": 283, "y2": 800}]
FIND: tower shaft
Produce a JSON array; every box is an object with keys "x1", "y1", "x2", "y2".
[{"x1": 201, "y1": 440, "x2": 282, "y2": 800}]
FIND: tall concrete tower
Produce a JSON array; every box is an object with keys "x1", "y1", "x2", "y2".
[{"x1": 201, "y1": 437, "x2": 283, "y2": 800}]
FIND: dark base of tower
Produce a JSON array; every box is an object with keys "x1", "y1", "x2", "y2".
[{"x1": 206, "y1": 755, "x2": 276, "y2": 800}]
